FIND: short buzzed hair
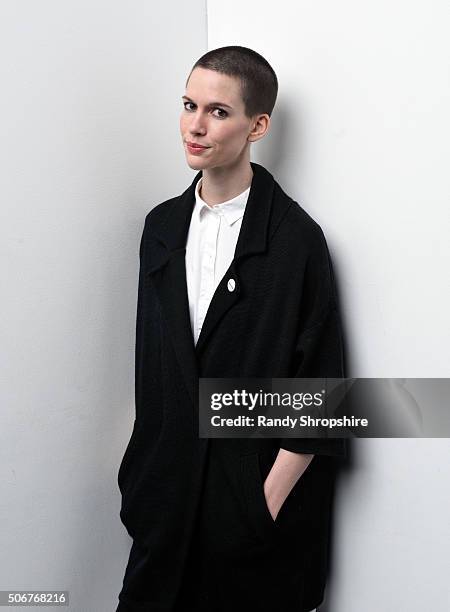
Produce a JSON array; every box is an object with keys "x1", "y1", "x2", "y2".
[{"x1": 187, "y1": 45, "x2": 278, "y2": 119}]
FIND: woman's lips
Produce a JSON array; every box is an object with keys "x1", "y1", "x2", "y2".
[{"x1": 186, "y1": 142, "x2": 210, "y2": 154}]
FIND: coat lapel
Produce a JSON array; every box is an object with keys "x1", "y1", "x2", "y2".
[
  {"x1": 146, "y1": 161, "x2": 279, "y2": 405},
  {"x1": 194, "y1": 162, "x2": 275, "y2": 354}
]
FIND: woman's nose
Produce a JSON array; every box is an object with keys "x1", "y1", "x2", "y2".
[{"x1": 189, "y1": 113, "x2": 207, "y2": 134}]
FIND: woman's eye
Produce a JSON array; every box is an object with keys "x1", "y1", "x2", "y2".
[{"x1": 213, "y1": 108, "x2": 228, "y2": 119}]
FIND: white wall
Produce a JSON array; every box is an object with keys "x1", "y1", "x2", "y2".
[
  {"x1": 208, "y1": 1, "x2": 450, "y2": 610},
  {"x1": 0, "y1": 2, "x2": 206, "y2": 610},
  {"x1": 2, "y1": 1, "x2": 449, "y2": 611}
]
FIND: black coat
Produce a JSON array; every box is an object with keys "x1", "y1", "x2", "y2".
[{"x1": 117, "y1": 162, "x2": 347, "y2": 612}]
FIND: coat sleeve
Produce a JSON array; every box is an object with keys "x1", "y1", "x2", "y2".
[{"x1": 279, "y1": 222, "x2": 347, "y2": 458}]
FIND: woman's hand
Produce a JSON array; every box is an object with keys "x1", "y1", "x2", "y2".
[{"x1": 263, "y1": 448, "x2": 315, "y2": 520}]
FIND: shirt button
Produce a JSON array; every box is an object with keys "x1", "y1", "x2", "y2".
[{"x1": 227, "y1": 278, "x2": 236, "y2": 292}]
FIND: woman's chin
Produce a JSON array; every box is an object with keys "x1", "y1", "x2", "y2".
[{"x1": 185, "y1": 157, "x2": 210, "y2": 171}]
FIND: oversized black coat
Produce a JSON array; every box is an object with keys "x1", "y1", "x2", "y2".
[{"x1": 117, "y1": 161, "x2": 347, "y2": 612}]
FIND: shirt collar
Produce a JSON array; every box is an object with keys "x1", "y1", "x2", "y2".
[{"x1": 193, "y1": 177, "x2": 250, "y2": 226}]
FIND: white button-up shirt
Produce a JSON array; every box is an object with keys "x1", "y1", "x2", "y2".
[{"x1": 185, "y1": 176, "x2": 250, "y2": 345}]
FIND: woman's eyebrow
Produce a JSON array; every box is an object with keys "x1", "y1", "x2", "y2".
[{"x1": 182, "y1": 95, "x2": 233, "y2": 109}]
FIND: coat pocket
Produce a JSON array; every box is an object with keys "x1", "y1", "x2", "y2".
[{"x1": 239, "y1": 453, "x2": 279, "y2": 544}]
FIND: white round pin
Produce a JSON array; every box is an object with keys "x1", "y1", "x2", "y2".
[{"x1": 227, "y1": 278, "x2": 236, "y2": 292}]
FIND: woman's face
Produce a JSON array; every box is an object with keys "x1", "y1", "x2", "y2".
[{"x1": 180, "y1": 67, "x2": 256, "y2": 171}]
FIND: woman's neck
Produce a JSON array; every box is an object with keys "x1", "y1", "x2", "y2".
[{"x1": 199, "y1": 160, "x2": 253, "y2": 206}]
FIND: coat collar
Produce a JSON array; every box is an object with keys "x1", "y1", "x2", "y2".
[
  {"x1": 148, "y1": 161, "x2": 275, "y2": 259},
  {"x1": 146, "y1": 161, "x2": 292, "y2": 406}
]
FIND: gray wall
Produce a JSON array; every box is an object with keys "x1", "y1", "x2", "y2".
[
  {"x1": 208, "y1": 0, "x2": 450, "y2": 610},
  {"x1": 0, "y1": 2, "x2": 206, "y2": 610}
]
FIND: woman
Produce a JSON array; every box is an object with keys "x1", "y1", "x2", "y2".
[{"x1": 117, "y1": 45, "x2": 346, "y2": 612}]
